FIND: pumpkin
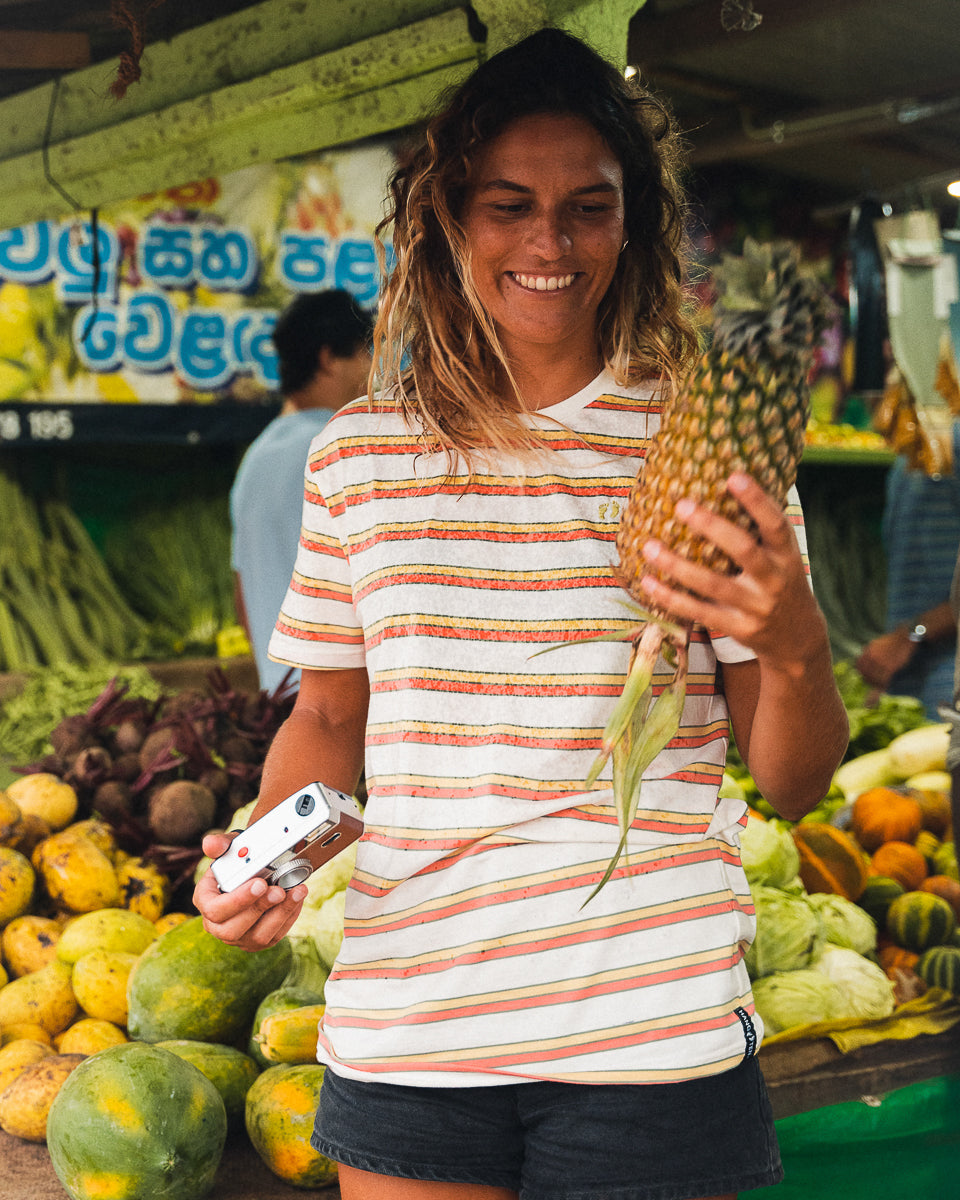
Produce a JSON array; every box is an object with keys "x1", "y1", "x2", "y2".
[
  {"x1": 46, "y1": 1043, "x2": 227, "y2": 1200},
  {"x1": 850, "y1": 787, "x2": 923, "y2": 852},
  {"x1": 156, "y1": 1040, "x2": 261, "y2": 1131},
  {"x1": 856, "y1": 875, "x2": 905, "y2": 927},
  {"x1": 126, "y1": 916, "x2": 292, "y2": 1045},
  {"x1": 245, "y1": 1063, "x2": 339, "y2": 1189},
  {"x1": 908, "y1": 786, "x2": 953, "y2": 838},
  {"x1": 886, "y1": 890, "x2": 957, "y2": 952},
  {"x1": 792, "y1": 822, "x2": 870, "y2": 900},
  {"x1": 877, "y1": 942, "x2": 921, "y2": 979},
  {"x1": 917, "y1": 944, "x2": 960, "y2": 995},
  {"x1": 918, "y1": 874, "x2": 960, "y2": 922},
  {"x1": 870, "y1": 841, "x2": 928, "y2": 890}
]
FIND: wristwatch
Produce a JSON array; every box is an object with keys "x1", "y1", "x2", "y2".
[{"x1": 906, "y1": 622, "x2": 927, "y2": 645}]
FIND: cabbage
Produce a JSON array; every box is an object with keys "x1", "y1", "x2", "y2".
[
  {"x1": 739, "y1": 818, "x2": 801, "y2": 888},
  {"x1": 812, "y1": 945, "x2": 896, "y2": 1021},
  {"x1": 301, "y1": 841, "x2": 358, "y2": 909},
  {"x1": 752, "y1": 969, "x2": 846, "y2": 1033},
  {"x1": 291, "y1": 888, "x2": 348, "y2": 968},
  {"x1": 745, "y1": 886, "x2": 825, "y2": 979},
  {"x1": 806, "y1": 892, "x2": 877, "y2": 955}
]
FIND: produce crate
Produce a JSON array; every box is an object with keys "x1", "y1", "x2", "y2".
[{"x1": 744, "y1": 1072, "x2": 960, "y2": 1200}]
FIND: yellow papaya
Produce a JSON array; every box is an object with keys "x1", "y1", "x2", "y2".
[
  {"x1": 6, "y1": 774, "x2": 77, "y2": 832},
  {"x1": 0, "y1": 959, "x2": 78, "y2": 1035},
  {"x1": 0, "y1": 1052, "x2": 85, "y2": 1142},
  {"x1": 0, "y1": 846, "x2": 35, "y2": 928},
  {"x1": 35, "y1": 830, "x2": 119, "y2": 913},
  {"x1": 255, "y1": 1003, "x2": 326, "y2": 1064},
  {"x1": 2, "y1": 914, "x2": 62, "y2": 976},
  {"x1": 71, "y1": 949, "x2": 138, "y2": 1027},
  {"x1": 56, "y1": 908, "x2": 156, "y2": 964}
]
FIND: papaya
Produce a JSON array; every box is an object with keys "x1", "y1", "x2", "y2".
[
  {"x1": 2, "y1": 914, "x2": 62, "y2": 976},
  {"x1": 116, "y1": 856, "x2": 169, "y2": 922},
  {"x1": 0, "y1": 846, "x2": 35, "y2": 927},
  {"x1": 0, "y1": 1037, "x2": 53, "y2": 1094},
  {"x1": 56, "y1": 908, "x2": 157, "y2": 964},
  {"x1": 156, "y1": 1040, "x2": 261, "y2": 1130},
  {"x1": 35, "y1": 830, "x2": 119, "y2": 913},
  {"x1": 245, "y1": 1063, "x2": 338, "y2": 1189},
  {"x1": 126, "y1": 916, "x2": 292, "y2": 1045},
  {"x1": 0, "y1": 1052, "x2": 85, "y2": 1142},
  {"x1": 71, "y1": 949, "x2": 139, "y2": 1026},
  {"x1": 6, "y1": 773, "x2": 77, "y2": 832},
  {"x1": 47, "y1": 1043, "x2": 227, "y2": 1199},
  {"x1": 256, "y1": 1004, "x2": 326, "y2": 1065},
  {"x1": 56, "y1": 1018, "x2": 128, "y2": 1056},
  {"x1": 0, "y1": 959, "x2": 78, "y2": 1035}
]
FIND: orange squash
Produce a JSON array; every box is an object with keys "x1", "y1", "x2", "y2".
[
  {"x1": 877, "y1": 942, "x2": 920, "y2": 979},
  {"x1": 791, "y1": 823, "x2": 870, "y2": 901},
  {"x1": 851, "y1": 787, "x2": 923, "y2": 852},
  {"x1": 870, "y1": 840, "x2": 929, "y2": 891},
  {"x1": 909, "y1": 787, "x2": 953, "y2": 839},
  {"x1": 918, "y1": 874, "x2": 960, "y2": 922}
]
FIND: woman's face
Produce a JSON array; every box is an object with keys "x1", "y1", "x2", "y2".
[{"x1": 460, "y1": 112, "x2": 626, "y2": 369}]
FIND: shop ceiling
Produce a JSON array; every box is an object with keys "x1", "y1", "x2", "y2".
[{"x1": 0, "y1": 0, "x2": 957, "y2": 229}]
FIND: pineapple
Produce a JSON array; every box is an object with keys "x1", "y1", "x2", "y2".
[{"x1": 587, "y1": 239, "x2": 834, "y2": 896}]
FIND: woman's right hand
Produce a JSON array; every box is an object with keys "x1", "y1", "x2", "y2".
[{"x1": 192, "y1": 830, "x2": 309, "y2": 951}]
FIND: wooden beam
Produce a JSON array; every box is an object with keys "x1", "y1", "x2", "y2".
[{"x1": 0, "y1": 30, "x2": 90, "y2": 71}]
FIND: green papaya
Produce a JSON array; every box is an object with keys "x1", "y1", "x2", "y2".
[{"x1": 126, "y1": 916, "x2": 292, "y2": 1045}]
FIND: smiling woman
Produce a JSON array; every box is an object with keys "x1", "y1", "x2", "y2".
[
  {"x1": 460, "y1": 112, "x2": 626, "y2": 405},
  {"x1": 193, "y1": 25, "x2": 847, "y2": 1200}
]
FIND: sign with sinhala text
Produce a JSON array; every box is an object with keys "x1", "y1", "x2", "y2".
[{"x1": 0, "y1": 138, "x2": 396, "y2": 409}]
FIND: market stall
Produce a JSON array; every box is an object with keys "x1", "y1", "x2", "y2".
[{"x1": 2, "y1": 3, "x2": 960, "y2": 1199}]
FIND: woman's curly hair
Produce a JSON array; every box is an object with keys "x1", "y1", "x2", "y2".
[{"x1": 373, "y1": 27, "x2": 700, "y2": 461}]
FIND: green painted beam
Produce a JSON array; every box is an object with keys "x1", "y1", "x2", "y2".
[
  {"x1": 0, "y1": 9, "x2": 479, "y2": 229},
  {"x1": 0, "y1": 0, "x2": 645, "y2": 232}
]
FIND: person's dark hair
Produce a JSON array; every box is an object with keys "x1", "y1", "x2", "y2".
[
  {"x1": 272, "y1": 289, "x2": 374, "y2": 394},
  {"x1": 374, "y1": 26, "x2": 699, "y2": 459}
]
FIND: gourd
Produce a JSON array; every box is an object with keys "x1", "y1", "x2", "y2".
[
  {"x1": 918, "y1": 874, "x2": 960, "y2": 921},
  {"x1": 126, "y1": 916, "x2": 292, "y2": 1044},
  {"x1": 850, "y1": 787, "x2": 922, "y2": 852},
  {"x1": 856, "y1": 876, "x2": 905, "y2": 927},
  {"x1": 791, "y1": 823, "x2": 870, "y2": 900},
  {"x1": 916, "y1": 944, "x2": 960, "y2": 995},
  {"x1": 886, "y1": 890, "x2": 957, "y2": 953},
  {"x1": 245, "y1": 1063, "x2": 339, "y2": 1189},
  {"x1": 870, "y1": 841, "x2": 928, "y2": 891},
  {"x1": 156, "y1": 1040, "x2": 261, "y2": 1131},
  {"x1": 46, "y1": 1043, "x2": 227, "y2": 1200}
]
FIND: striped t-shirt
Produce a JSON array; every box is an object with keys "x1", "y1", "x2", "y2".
[{"x1": 268, "y1": 369, "x2": 804, "y2": 1087}]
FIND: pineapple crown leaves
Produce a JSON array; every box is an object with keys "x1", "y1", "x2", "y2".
[{"x1": 709, "y1": 237, "x2": 837, "y2": 365}]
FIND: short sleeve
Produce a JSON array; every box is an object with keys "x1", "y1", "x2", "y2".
[{"x1": 267, "y1": 433, "x2": 366, "y2": 672}]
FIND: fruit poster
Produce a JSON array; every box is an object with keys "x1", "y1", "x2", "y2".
[{"x1": 0, "y1": 137, "x2": 398, "y2": 409}]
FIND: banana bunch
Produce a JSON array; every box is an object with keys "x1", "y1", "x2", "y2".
[{"x1": 0, "y1": 468, "x2": 151, "y2": 673}]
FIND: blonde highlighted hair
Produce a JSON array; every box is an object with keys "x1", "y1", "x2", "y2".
[{"x1": 372, "y1": 27, "x2": 699, "y2": 462}]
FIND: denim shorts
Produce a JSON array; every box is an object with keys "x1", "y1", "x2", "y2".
[{"x1": 312, "y1": 1056, "x2": 783, "y2": 1199}]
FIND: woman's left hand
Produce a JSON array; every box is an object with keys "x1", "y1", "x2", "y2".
[{"x1": 636, "y1": 471, "x2": 820, "y2": 673}]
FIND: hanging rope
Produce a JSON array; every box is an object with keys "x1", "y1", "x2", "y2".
[{"x1": 109, "y1": 0, "x2": 167, "y2": 99}]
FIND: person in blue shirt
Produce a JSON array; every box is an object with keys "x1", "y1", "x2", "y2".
[
  {"x1": 854, "y1": 431, "x2": 960, "y2": 720},
  {"x1": 230, "y1": 290, "x2": 373, "y2": 692}
]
